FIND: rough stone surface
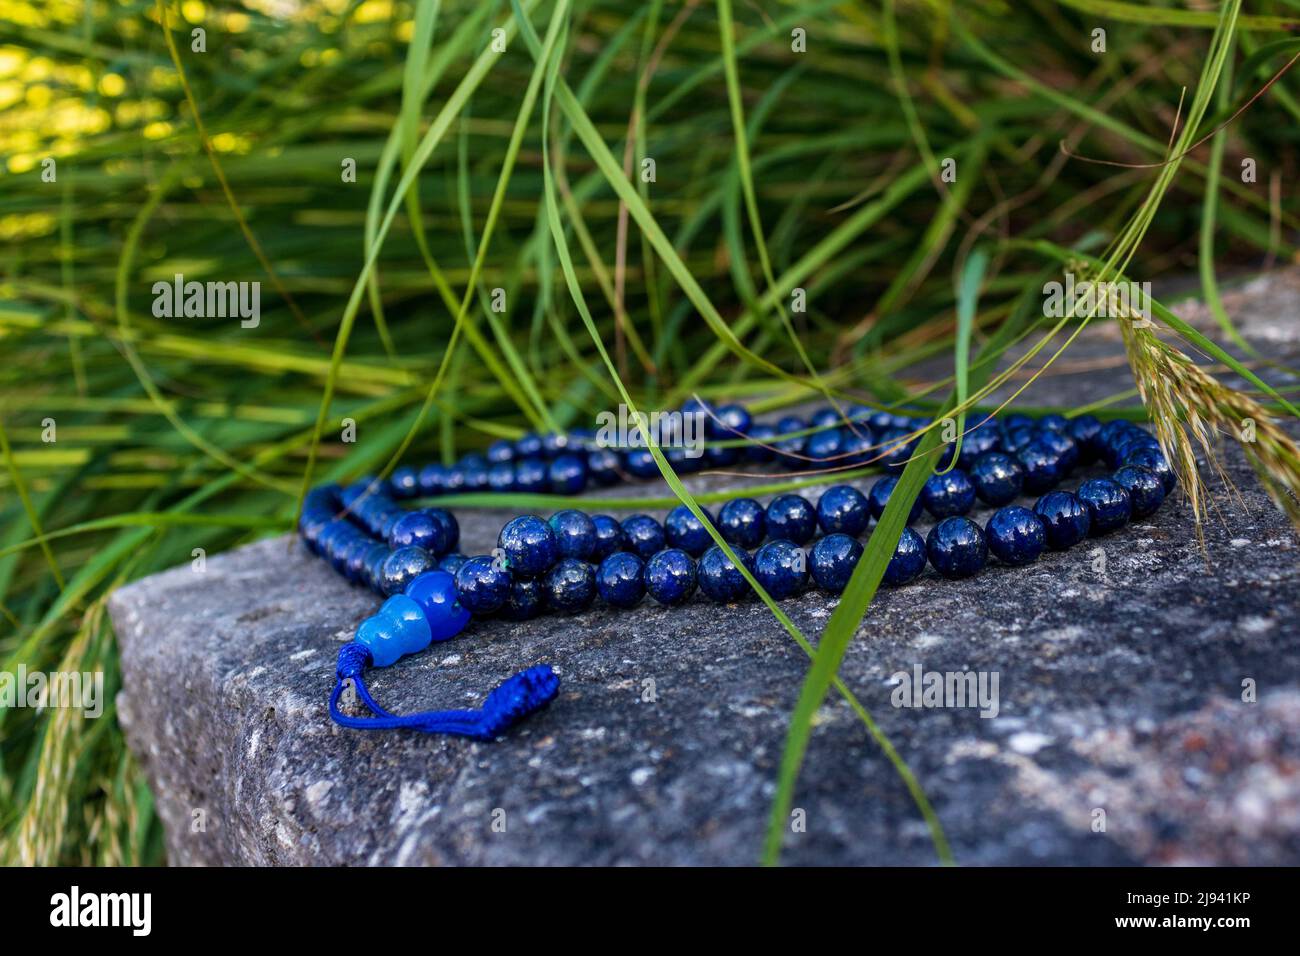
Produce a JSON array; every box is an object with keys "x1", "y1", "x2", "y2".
[{"x1": 109, "y1": 272, "x2": 1300, "y2": 866}]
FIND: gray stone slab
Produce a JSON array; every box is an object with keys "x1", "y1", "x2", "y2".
[{"x1": 109, "y1": 275, "x2": 1300, "y2": 866}]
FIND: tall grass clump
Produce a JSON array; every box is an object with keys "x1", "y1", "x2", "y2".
[{"x1": 1, "y1": 0, "x2": 1298, "y2": 865}]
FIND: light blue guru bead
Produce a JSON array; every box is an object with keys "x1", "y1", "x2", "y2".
[
  {"x1": 404, "y1": 571, "x2": 471, "y2": 642},
  {"x1": 354, "y1": 593, "x2": 433, "y2": 667}
]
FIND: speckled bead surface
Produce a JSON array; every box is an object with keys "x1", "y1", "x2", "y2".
[
  {"x1": 453, "y1": 556, "x2": 512, "y2": 615},
  {"x1": 970, "y1": 452, "x2": 1024, "y2": 506},
  {"x1": 1077, "y1": 477, "x2": 1132, "y2": 535},
  {"x1": 717, "y1": 497, "x2": 767, "y2": 548},
  {"x1": 426, "y1": 508, "x2": 459, "y2": 554},
  {"x1": 985, "y1": 505, "x2": 1046, "y2": 566},
  {"x1": 590, "y1": 514, "x2": 630, "y2": 560},
  {"x1": 623, "y1": 448, "x2": 659, "y2": 479},
  {"x1": 764, "y1": 494, "x2": 817, "y2": 544},
  {"x1": 926, "y1": 516, "x2": 988, "y2": 580},
  {"x1": 1033, "y1": 491, "x2": 1091, "y2": 550},
  {"x1": 816, "y1": 485, "x2": 870, "y2": 536},
  {"x1": 543, "y1": 557, "x2": 597, "y2": 612},
  {"x1": 547, "y1": 453, "x2": 588, "y2": 494},
  {"x1": 1114, "y1": 464, "x2": 1166, "y2": 518},
  {"x1": 1124, "y1": 446, "x2": 1176, "y2": 494},
  {"x1": 645, "y1": 548, "x2": 697, "y2": 606},
  {"x1": 883, "y1": 527, "x2": 928, "y2": 586},
  {"x1": 379, "y1": 546, "x2": 435, "y2": 597},
  {"x1": 809, "y1": 533, "x2": 863, "y2": 593},
  {"x1": 548, "y1": 509, "x2": 598, "y2": 560},
  {"x1": 621, "y1": 514, "x2": 666, "y2": 559},
  {"x1": 597, "y1": 551, "x2": 646, "y2": 608},
  {"x1": 498, "y1": 514, "x2": 559, "y2": 578},
  {"x1": 922, "y1": 470, "x2": 976, "y2": 518},
  {"x1": 513, "y1": 457, "x2": 548, "y2": 494},
  {"x1": 586, "y1": 447, "x2": 622, "y2": 486},
  {"x1": 437, "y1": 552, "x2": 467, "y2": 577},
  {"x1": 500, "y1": 577, "x2": 547, "y2": 621},
  {"x1": 1018, "y1": 441, "x2": 1065, "y2": 494},
  {"x1": 387, "y1": 510, "x2": 447, "y2": 555},
  {"x1": 867, "y1": 475, "x2": 923, "y2": 523},
  {"x1": 754, "y1": 539, "x2": 808, "y2": 599},
  {"x1": 403, "y1": 570, "x2": 471, "y2": 641},
  {"x1": 698, "y1": 545, "x2": 752, "y2": 603},
  {"x1": 664, "y1": 505, "x2": 716, "y2": 557}
]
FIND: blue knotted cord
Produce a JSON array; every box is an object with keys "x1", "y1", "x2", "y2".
[{"x1": 329, "y1": 642, "x2": 560, "y2": 741}]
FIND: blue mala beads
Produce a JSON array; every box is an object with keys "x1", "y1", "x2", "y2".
[
  {"x1": 314, "y1": 402, "x2": 1177, "y2": 743},
  {"x1": 645, "y1": 548, "x2": 698, "y2": 606}
]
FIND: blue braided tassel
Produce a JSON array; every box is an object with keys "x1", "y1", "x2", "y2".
[{"x1": 329, "y1": 642, "x2": 560, "y2": 741}]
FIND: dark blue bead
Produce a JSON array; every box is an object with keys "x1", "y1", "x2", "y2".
[
  {"x1": 441, "y1": 466, "x2": 467, "y2": 495},
  {"x1": 390, "y1": 466, "x2": 419, "y2": 499},
  {"x1": 698, "y1": 545, "x2": 753, "y2": 602},
  {"x1": 840, "y1": 425, "x2": 876, "y2": 466},
  {"x1": 500, "y1": 577, "x2": 546, "y2": 621},
  {"x1": 454, "y1": 555, "x2": 512, "y2": 615},
  {"x1": 809, "y1": 533, "x2": 863, "y2": 593},
  {"x1": 487, "y1": 439, "x2": 516, "y2": 464},
  {"x1": 1111, "y1": 434, "x2": 1161, "y2": 470},
  {"x1": 1018, "y1": 441, "x2": 1066, "y2": 494},
  {"x1": 754, "y1": 539, "x2": 808, "y2": 599},
  {"x1": 664, "y1": 505, "x2": 716, "y2": 557},
  {"x1": 461, "y1": 457, "x2": 490, "y2": 491},
  {"x1": 569, "y1": 428, "x2": 596, "y2": 451},
  {"x1": 718, "y1": 497, "x2": 767, "y2": 548},
  {"x1": 956, "y1": 426, "x2": 1001, "y2": 470},
  {"x1": 1124, "y1": 445, "x2": 1176, "y2": 493},
  {"x1": 303, "y1": 484, "x2": 340, "y2": 512},
  {"x1": 883, "y1": 527, "x2": 928, "y2": 586},
  {"x1": 426, "y1": 507, "x2": 458, "y2": 553},
  {"x1": 986, "y1": 505, "x2": 1046, "y2": 566},
  {"x1": 970, "y1": 452, "x2": 1024, "y2": 505},
  {"x1": 621, "y1": 514, "x2": 666, "y2": 559},
  {"x1": 363, "y1": 544, "x2": 391, "y2": 592},
  {"x1": 1033, "y1": 491, "x2": 1091, "y2": 550},
  {"x1": 1097, "y1": 420, "x2": 1132, "y2": 448},
  {"x1": 343, "y1": 537, "x2": 372, "y2": 584},
  {"x1": 868, "y1": 410, "x2": 899, "y2": 432},
  {"x1": 498, "y1": 514, "x2": 559, "y2": 578},
  {"x1": 549, "y1": 509, "x2": 598, "y2": 560},
  {"x1": 1068, "y1": 414, "x2": 1103, "y2": 462},
  {"x1": 1003, "y1": 425, "x2": 1036, "y2": 454},
  {"x1": 380, "y1": 546, "x2": 435, "y2": 596},
  {"x1": 623, "y1": 448, "x2": 659, "y2": 479},
  {"x1": 926, "y1": 516, "x2": 988, "y2": 580},
  {"x1": 867, "y1": 475, "x2": 923, "y2": 523},
  {"x1": 487, "y1": 461, "x2": 516, "y2": 493},
  {"x1": 745, "y1": 423, "x2": 777, "y2": 463},
  {"x1": 339, "y1": 478, "x2": 374, "y2": 507},
  {"x1": 764, "y1": 494, "x2": 817, "y2": 544},
  {"x1": 542, "y1": 432, "x2": 574, "y2": 459},
  {"x1": 387, "y1": 510, "x2": 445, "y2": 554},
  {"x1": 774, "y1": 415, "x2": 807, "y2": 462},
  {"x1": 1003, "y1": 413, "x2": 1034, "y2": 432},
  {"x1": 1078, "y1": 477, "x2": 1132, "y2": 535},
  {"x1": 645, "y1": 548, "x2": 697, "y2": 606},
  {"x1": 810, "y1": 407, "x2": 841, "y2": 430},
  {"x1": 513, "y1": 457, "x2": 549, "y2": 493},
  {"x1": 709, "y1": 402, "x2": 752, "y2": 439},
  {"x1": 542, "y1": 557, "x2": 597, "y2": 612},
  {"x1": 586, "y1": 447, "x2": 622, "y2": 485},
  {"x1": 1039, "y1": 413, "x2": 1069, "y2": 432},
  {"x1": 548, "y1": 453, "x2": 588, "y2": 494},
  {"x1": 680, "y1": 396, "x2": 714, "y2": 419},
  {"x1": 805, "y1": 427, "x2": 844, "y2": 465},
  {"x1": 877, "y1": 427, "x2": 914, "y2": 467},
  {"x1": 816, "y1": 485, "x2": 870, "y2": 536},
  {"x1": 597, "y1": 551, "x2": 646, "y2": 608},
  {"x1": 704, "y1": 442, "x2": 741, "y2": 468},
  {"x1": 1114, "y1": 465, "x2": 1165, "y2": 518},
  {"x1": 667, "y1": 447, "x2": 703, "y2": 474},
  {"x1": 437, "y1": 552, "x2": 468, "y2": 576},
  {"x1": 515, "y1": 433, "x2": 544, "y2": 458},
  {"x1": 922, "y1": 469, "x2": 977, "y2": 518},
  {"x1": 1035, "y1": 429, "x2": 1079, "y2": 472},
  {"x1": 418, "y1": 463, "x2": 447, "y2": 495},
  {"x1": 590, "y1": 514, "x2": 630, "y2": 560}
]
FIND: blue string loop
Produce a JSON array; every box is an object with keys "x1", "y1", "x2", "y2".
[{"x1": 329, "y1": 642, "x2": 559, "y2": 741}]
